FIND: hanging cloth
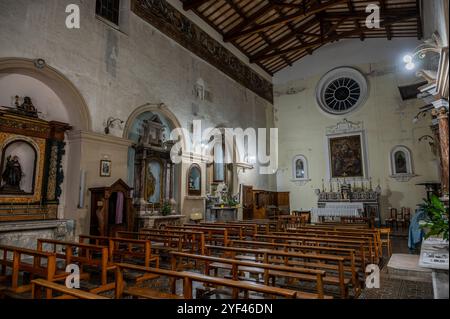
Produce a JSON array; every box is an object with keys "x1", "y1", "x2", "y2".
[{"x1": 115, "y1": 192, "x2": 124, "y2": 224}]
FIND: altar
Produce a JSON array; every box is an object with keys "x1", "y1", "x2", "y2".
[
  {"x1": 206, "y1": 207, "x2": 238, "y2": 222},
  {"x1": 316, "y1": 184, "x2": 381, "y2": 226}
]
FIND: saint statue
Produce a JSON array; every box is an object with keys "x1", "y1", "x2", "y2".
[
  {"x1": 145, "y1": 168, "x2": 156, "y2": 201},
  {"x1": 1, "y1": 155, "x2": 24, "y2": 192}
]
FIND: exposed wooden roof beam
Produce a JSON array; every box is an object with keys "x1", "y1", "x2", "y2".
[
  {"x1": 250, "y1": 18, "x2": 319, "y2": 62},
  {"x1": 347, "y1": 0, "x2": 365, "y2": 41},
  {"x1": 379, "y1": 0, "x2": 392, "y2": 40},
  {"x1": 224, "y1": 0, "x2": 348, "y2": 42},
  {"x1": 416, "y1": 0, "x2": 423, "y2": 39},
  {"x1": 320, "y1": 9, "x2": 417, "y2": 20},
  {"x1": 225, "y1": 0, "x2": 293, "y2": 67},
  {"x1": 297, "y1": 31, "x2": 322, "y2": 38},
  {"x1": 183, "y1": 0, "x2": 210, "y2": 11},
  {"x1": 253, "y1": 13, "x2": 419, "y2": 62},
  {"x1": 223, "y1": 2, "x2": 277, "y2": 42}
]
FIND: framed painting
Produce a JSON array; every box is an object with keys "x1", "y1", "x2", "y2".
[
  {"x1": 100, "y1": 159, "x2": 111, "y2": 177},
  {"x1": 328, "y1": 134, "x2": 365, "y2": 179}
]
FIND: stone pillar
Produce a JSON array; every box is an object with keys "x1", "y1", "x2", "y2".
[{"x1": 433, "y1": 107, "x2": 449, "y2": 194}]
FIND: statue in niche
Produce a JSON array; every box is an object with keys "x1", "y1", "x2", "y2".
[
  {"x1": 1, "y1": 155, "x2": 24, "y2": 193},
  {"x1": 145, "y1": 167, "x2": 156, "y2": 201}
]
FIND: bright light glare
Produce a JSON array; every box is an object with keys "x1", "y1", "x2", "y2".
[
  {"x1": 405, "y1": 62, "x2": 416, "y2": 70},
  {"x1": 403, "y1": 54, "x2": 413, "y2": 63}
]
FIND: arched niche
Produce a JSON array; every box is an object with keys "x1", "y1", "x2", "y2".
[
  {"x1": 187, "y1": 163, "x2": 202, "y2": 196},
  {"x1": 0, "y1": 139, "x2": 38, "y2": 194},
  {"x1": 123, "y1": 104, "x2": 183, "y2": 212},
  {"x1": 0, "y1": 57, "x2": 91, "y2": 219},
  {"x1": 0, "y1": 58, "x2": 91, "y2": 131},
  {"x1": 389, "y1": 145, "x2": 416, "y2": 182}
]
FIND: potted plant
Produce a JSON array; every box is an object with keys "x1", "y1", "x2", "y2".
[
  {"x1": 161, "y1": 201, "x2": 172, "y2": 216},
  {"x1": 420, "y1": 194, "x2": 449, "y2": 241}
]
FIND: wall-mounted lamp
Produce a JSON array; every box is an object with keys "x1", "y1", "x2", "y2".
[
  {"x1": 402, "y1": 32, "x2": 443, "y2": 76},
  {"x1": 412, "y1": 104, "x2": 433, "y2": 124},
  {"x1": 104, "y1": 117, "x2": 124, "y2": 135}
]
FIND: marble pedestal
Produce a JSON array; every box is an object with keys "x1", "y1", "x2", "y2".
[{"x1": 387, "y1": 254, "x2": 432, "y2": 282}]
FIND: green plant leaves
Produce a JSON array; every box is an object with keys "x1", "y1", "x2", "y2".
[{"x1": 420, "y1": 194, "x2": 449, "y2": 241}]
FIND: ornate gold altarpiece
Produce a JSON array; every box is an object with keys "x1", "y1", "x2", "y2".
[{"x1": 0, "y1": 100, "x2": 71, "y2": 222}]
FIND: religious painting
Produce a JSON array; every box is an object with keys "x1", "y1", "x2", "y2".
[
  {"x1": 394, "y1": 151, "x2": 408, "y2": 174},
  {"x1": 328, "y1": 135, "x2": 364, "y2": 178},
  {"x1": 145, "y1": 159, "x2": 163, "y2": 204},
  {"x1": 295, "y1": 159, "x2": 305, "y2": 179},
  {"x1": 389, "y1": 145, "x2": 414, "y2": 181},
  {"x1": 291, "y1": 154, "x2": 309, "y2": 181},
  {"x1": 187, "y1": 164, "x2": 201, "y2": 196},
  {"x1": 100, "y1": 160, "x2": 111, "y2": 177}
]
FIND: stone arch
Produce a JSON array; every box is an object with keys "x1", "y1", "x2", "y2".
[
  {"x1": 0, "y1": 57, "x2": 92, "y2": 131},
  {"x1": 123, "y1": 102, "x2": 185, "y2": 149}
]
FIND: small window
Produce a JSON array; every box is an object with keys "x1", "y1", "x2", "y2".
[{"x1": 96, "y1": 0, "x2": 120, "y2": 26}]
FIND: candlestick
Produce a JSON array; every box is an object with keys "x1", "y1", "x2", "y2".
[
  {"x1": 329, "y1": 180, "x2": 333, "y2": 192},
  {"x1": 369, "y1": 177, "x2": 373, "y2": 191},
  {"x1": 322, "y1": 179, "x2": 325, "y2": 192}
]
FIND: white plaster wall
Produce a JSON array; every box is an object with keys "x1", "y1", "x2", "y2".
[
  {"x1": 0, "y1": 74, "x2": 70, "y2": 124},
  {"x1": 274, "y1": 59, "x2": 440, "y2": 221},
  {"x1": 422, "y1": 0, "x2": 449, "y2": 46},
  {"x1": 0, "y1": 0, "x2": 276, "y2": 230}
]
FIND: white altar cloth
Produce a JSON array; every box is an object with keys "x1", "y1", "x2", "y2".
[{"x1": 310, "y1": 207, "x2": 360, "y2": 223}]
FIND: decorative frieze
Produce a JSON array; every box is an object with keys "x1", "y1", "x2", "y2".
[{"x1": 131, "y1": 0, "x2": 274, "y2": 103}]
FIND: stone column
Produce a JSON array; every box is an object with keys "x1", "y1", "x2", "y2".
[{"x1": 434, "y1": 107, "x2": 449, "y2": 194}]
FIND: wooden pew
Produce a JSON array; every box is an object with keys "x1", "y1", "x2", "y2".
[
  {"x1": 283, "y1": 227, "x2": 382, "y2": 261},
  {"x1": 170, "y1": 251, "x2": 330, "y2": 299},
  {"x1": 205, "y1": 245, "x2": 352, "y2": 298},
  {"x1": 229, "y1": 239, "x2": 361, "y2": 291},
  {"x1": 37, "y1": 239, "x2": 113, "y2": 291},
  {"x1": 272, "y1": 231, "x2": 377, "y2": 264},
  {"x1": 114, "y1": 263, "x2": 299, "y2": 299},
  {"x1": 140, "y1": 228, "x2": 205, "y2": 255},
  {"x1": 199, "y1": 222, "x2": 255, "y2": 240},
  {"x1": 117, "y1": 231, "x2": 184, "y2": 255},
  {"x1": 31, "y1": 279, "x2": 109, "y2": 299},
  {"x1": 0, "y1": 245, "x2": 58, "y2": 297},
  {"x1": 229, "y1": 220, "x2": 277, "y2": 233},
  {"x1": 166, "y1": 225, "x2": 229, "y2": 246},
  {"x1": 79, "y1": 235, "x2": 159, "y2": 268},
  {"x1": 202, "y1": 222, "x2": 259, "y2": 239},
  {"x1": 254, "y1": 234, "x2": 368, "y2": 269}
]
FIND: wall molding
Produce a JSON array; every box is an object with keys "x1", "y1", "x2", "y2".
[{"x1": 131, "y1": 0, "x2": 274, "y2": 103}]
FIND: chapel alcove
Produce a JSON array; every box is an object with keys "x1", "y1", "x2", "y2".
[{"x1": 124, "y1": 108, "x2": 182, "y2": 216}]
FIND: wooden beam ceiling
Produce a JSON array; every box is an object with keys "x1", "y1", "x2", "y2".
[
  {"x1": 224, "y1": 0, "x2": 348, "y2": 42},
  {"x1": 252, "y1": 12, "x2": 419, "y2": 62},
  {"x1": 181, "y1": 0, "x2": 423, "y2": 74}
]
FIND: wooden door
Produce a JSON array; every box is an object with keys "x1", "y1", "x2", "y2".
[{"x1": 242, "y1": 185, "x2": 253, "y2": 220}]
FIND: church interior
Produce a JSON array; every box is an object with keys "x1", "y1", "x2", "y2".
[{"x1": 0, "y1": 0, "x2": 448, "y2": 302}]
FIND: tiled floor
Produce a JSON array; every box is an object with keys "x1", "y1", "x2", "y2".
[{"x1": 359, "y1": 232, "x2": 434, "y2": 299}]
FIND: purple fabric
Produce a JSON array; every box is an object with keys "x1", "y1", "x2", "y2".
[{"x1": 115, "y1": 192, "x2": 124, "y2": 224}]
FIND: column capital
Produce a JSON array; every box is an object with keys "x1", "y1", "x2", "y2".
[{"x1": 432, "y1": 98, "x2": 449, "y2": 110}]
